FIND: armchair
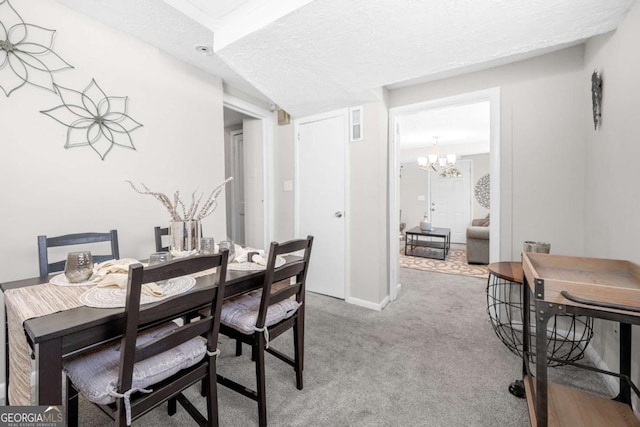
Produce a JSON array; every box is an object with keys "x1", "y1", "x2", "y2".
[{"x1": 466, "y1": 215, "x2": 490, "y2": 264}]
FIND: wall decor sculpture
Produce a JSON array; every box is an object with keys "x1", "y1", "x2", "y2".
[
  {"x1": 591, "y1": 69, "x2": 603, "y2": 130},
  {"x1": 40, "y1": 79, "x2": 143, "y2": 160},
  {"x1": 474, "y1": 173, "x2": 490, "y2": 209},
  {"x1": 0, "y1": 0, "x2": 73, "y2": 96}
]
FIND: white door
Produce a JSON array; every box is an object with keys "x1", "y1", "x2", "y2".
[
  {"x1": 296, "y1": 111, "x2": 347, "y2": 299},
  {"x1": 229, "y1": 132, "x2": 245, "y2": 245},
  {"x1": 429, "y1": 160, "x2": 472, "y2": 244},
  {"x1": 243, "y1": 118, "x2": 264, "y2": 249}
]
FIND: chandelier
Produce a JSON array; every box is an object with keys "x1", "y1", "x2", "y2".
[{"x1": 417, "y1": 137, "x2": 456, "y2": 172}]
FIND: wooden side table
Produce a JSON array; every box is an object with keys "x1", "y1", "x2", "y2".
[{"x1": 488, "y1": 262, "x2": 523, "y2": 284}]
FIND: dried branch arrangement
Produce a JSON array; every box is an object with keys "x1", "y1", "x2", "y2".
[{"x1": 126, "y1": 177, "x2": 233, "y2": 221}]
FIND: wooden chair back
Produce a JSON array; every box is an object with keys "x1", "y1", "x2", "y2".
[
  {"x1": 255, "y1": 236, "x2": 314, "y2": 330},
  {"x1": 118, "y1": 252, "x2": 228, "y2": 425},
  {"x1": 38, "y1": 230, "x2": 120, "y2": 277},
  {"x1": 154, "y1": 226, "x2": 169, "y2": 252}
]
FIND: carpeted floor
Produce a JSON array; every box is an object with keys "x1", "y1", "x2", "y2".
[
  {"x1": 400, "y1": 247, "x2": 489, "y2": 279},
  {"x1": 76, "y1": 268, "x2": 610, "y2": 426}
]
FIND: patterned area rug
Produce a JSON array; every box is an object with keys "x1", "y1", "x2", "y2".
[{"x1": 400, "y1": 248, "x2": 489, "y2": 279}]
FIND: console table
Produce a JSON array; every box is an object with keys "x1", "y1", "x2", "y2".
[
  {"x1": 404, "y1": 226, "x2": 451, "y2": 260},
  {"x1": 516, "y1": 252, "x2": 640, "y2": 426}
]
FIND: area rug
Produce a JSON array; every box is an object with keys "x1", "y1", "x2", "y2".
[{"x1": 400, "y1": 248, "x2": 489, "y2": 279}]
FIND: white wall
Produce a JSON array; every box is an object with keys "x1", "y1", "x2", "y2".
[
  {"x1": 348, "y1": 100, "x2": 389, "y2": 306},
  {"x1": 399, "y1": 163, "x2": 428, "y2": 230},
  {"x1": 0, "y1": 0, "x2": 227, "y2": 394},
  {"x1": 389, "y1": 46, "x2": 586, "y2": 261},
  {"x1": 273, "y1": 121, "x2": 296, "y2": 241},
  {"x1": 582, "y1": 1, "x2": 640, "y2": 401}
]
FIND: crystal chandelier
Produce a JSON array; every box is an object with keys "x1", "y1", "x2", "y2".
[{"x1": 417, "y1": 137, "x2": 456, "y2": 172}]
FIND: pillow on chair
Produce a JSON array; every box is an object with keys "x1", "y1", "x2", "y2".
[
  {"x1": 64, "y1": 322, "x2": 206, "y2": 405},
  {"x1": 221, "y1": 292, "x2": 300, "y2": 335}
]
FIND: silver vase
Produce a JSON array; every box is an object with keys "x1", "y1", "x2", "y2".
[{"x1": 170, "y1": 220, "x2": 202, "y2": 253}]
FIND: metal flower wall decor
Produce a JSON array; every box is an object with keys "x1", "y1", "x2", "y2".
[
  {"x1": 0, "y1": 0, "x2": 73, "y2": 96},
  {"x1": 40, "y1": 79, "x2": 143, "y2": 160}
]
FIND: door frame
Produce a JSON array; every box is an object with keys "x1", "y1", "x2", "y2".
[
  {"x1": 293, "y1": 108, "x2": 350, "y2": 301},
  {"x1": 388, "y1": 87, "x2": 501, "y2": 301},
  {"x1": 223, "y1": 93, "x2": 274, "y2": 250},
  {"x1": 229, "y1": 129, "x2": 244, "y2": 244}
]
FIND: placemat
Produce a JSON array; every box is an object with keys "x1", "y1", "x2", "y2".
[{"x1": 80, "y1": 276, "x2": 196, "y2": 308}]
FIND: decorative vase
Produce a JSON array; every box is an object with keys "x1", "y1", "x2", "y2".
[
  {"x1": 523, "y1": 241, "x2": 551, "y2": 254},
  {"x1": 419, "y1": 213, "x2": 431, "y2": 231},
  {"x1": 169, "y1": 220, "x2": 202, "y2": 254},
  {"x1": 64, "y1": 251, "x2": 94, "y2": 283}
]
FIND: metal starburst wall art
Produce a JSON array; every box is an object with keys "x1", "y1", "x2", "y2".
[
  {"x1": 0, "y1": 0, "x2": 73, "y2": 96},
  {"x1": 40, "y1": 79, "x2": 143, "y2": 160}
]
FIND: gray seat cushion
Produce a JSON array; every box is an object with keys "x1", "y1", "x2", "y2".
[
  {"x1": 63, "y1": 322, "x2": 206, "y2": 405},
  {"x1": 221, "y1": 291, "x2": 300, "y2": 335}
]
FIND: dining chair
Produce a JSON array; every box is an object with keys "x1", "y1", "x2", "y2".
[
  {"x1": 154, "y1": 226, "x2": 169, "y2": 252},
  {"x1": 63, "y1": 251, "x2": 229, "y2": 426},
  {"x1": 217, "y1": 236, "x2": 313, "y2": 427},
  {"x1": 37, "y1": 230, "x2": 120, "y2": 277}
]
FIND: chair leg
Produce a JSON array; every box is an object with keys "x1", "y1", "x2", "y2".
[
  {"x1": 251, "y1": 343, "x2": 258, "y2": 362},
  {"x1": 293, "y1": 315, "x2": 304, "y2": 390},
  {"x1": 235, "y1": 339, "x2": 243, "y2": 356},
  {"x1": 255, "y1": 336, "x2": 267, "y2": 427},
  {"x1": 206, "y1": 360, "x2": 219, "y2": 427},
  {"x1": 65, "y1": 376, "x2": 79, "y2": 427},
  {"x1": 4, "y1": 310, "x2": 9, "y2": 406},
  {"x1": 168, "y1": 396, "x2": 177, "y2": 416},
  {"x1": 200, "y1": 378, "x2": 207, "y2": 397}
]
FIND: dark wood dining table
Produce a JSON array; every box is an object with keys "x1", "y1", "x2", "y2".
[{"x1": 1, "y1": 263, "x2": 271, "y2": 406}]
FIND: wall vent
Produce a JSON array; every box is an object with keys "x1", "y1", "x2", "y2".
[{"x1": 350, "y1": 106, "x2": 363, "y2": 141}]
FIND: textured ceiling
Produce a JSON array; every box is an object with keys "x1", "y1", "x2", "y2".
[{"x1": 56, "y1": 0, "x2": 636, "y2": 118}]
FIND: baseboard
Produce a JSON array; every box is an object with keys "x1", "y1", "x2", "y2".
[
  {"x1": 346, "y1": 295, "x2": 389, "y2": 311},
  {"x1": 584, "y1": 345, "x2": 618, "y2": 396}
]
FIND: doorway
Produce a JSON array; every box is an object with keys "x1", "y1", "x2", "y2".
[
  {"x1": 388, "y1": 87, "x2": 501, "y2": 301},
  {"x1": 228, "y1": 130, "x2": 245, "y2": 244},
  {"x1": 223, "y1": 94, "x2": 274, "y2": 250}
]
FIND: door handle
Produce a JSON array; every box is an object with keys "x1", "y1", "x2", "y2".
[{"x1": 335, "y1": 211, "x2": 343, "y2": 218}]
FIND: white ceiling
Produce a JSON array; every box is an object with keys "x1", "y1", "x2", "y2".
[
  {"x1": 55, "y1": 0, "x2": 636, "y2": 119},
  {"x1": 398, "y1": 101, "x2": 490, "y2": 163}
]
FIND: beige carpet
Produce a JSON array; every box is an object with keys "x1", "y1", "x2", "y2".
[{"x1": 400, "y1": 247, "x2": 489, "y2": 279}]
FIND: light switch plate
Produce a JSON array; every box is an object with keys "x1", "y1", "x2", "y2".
[
  {"x1": 284, "y1": 180, "x2": 293, "y2": 192},
  {"x1": 417, "y1": 195, "x2": 425, "y2": 201}
]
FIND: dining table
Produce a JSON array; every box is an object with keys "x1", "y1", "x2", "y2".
[{"x1": 1, "y1": 258, "x2": 277, "y2": 407}]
